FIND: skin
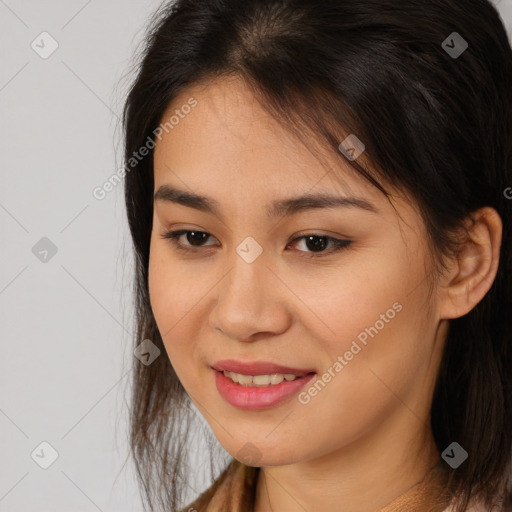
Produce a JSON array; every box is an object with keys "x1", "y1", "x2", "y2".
[{"x1": 148, "y1": 75, "x2": 502, "y2": 512}]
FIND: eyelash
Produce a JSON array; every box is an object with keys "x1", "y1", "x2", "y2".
[{"x1": 159, "y1": 229, "x2": 352, "y2": 259}]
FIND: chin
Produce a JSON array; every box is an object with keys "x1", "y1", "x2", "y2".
[{"x1": 225, "y1": 438, "x2": 303, "y2": 467}]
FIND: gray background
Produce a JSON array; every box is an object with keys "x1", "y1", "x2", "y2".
[{"x1": 1, "y1": 1, "x2": 511, "y2": 511}]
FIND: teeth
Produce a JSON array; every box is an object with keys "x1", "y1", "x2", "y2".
[{"x1": 223, "y1": 371, "x2": 301, "y2": 387}]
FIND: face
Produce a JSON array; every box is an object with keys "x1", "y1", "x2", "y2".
[{"x1": 148, "y1": 75, "x2": 447, "y2": 467}]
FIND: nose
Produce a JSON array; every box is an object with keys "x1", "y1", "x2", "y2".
[{"x1": 209, "y1": 247, "x2": 291, "y2": 342}]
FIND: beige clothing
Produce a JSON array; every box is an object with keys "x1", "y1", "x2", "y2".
[{"x1": 182, "y1": 458, "x2": 494, "y2": 512}]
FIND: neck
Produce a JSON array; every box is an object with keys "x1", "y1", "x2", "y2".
[{"x1": 253, "y1": 419, "x2": 449, "y2": 512}]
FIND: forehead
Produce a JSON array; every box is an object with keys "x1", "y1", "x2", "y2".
[{"x1": 153, "y1": 75, "x2": 379, "y2": 201}]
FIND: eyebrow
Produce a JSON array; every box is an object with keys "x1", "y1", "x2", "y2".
[{"x1": 154, "y1": 185, "x2": 379, "y2": 219}]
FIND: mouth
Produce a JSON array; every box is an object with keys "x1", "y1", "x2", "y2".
[
  {"x1": 211, "y1": 359, "x2": 315, "y2": 378},
  {"x1": 219, "y1": 370, "x2": 311, "y2": 387},
  {"x1": 211, "y1": 359, "x2": 317, "y2": 410}
]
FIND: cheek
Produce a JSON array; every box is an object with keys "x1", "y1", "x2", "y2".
[
  {"x1": 148, "y1": 247, "x2": 173, "y2": 329},
  {"x1": 289, "y1": 253, "x2": 411, "y2": 355},
  {"x1": 295, "y1": 248, "x2": 429, "y2": 405},
  {"x1": 148, "y1": 242, "x2": 202, "y2": 331},
  {"x1": 292, "y1": 303, "x2": 428, "y2": 461},
  {"x1": 148, "y1": 247, "x2": 188, "y2": 356},
  {"x1": 147, "y1": 245, "x2": 209, "y2": 383}
]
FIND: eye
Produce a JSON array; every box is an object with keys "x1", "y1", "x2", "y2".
[
  {"x1": 288, "y1": 234, "x2": 352, "y2": 257},
  {"x1": 160, "y1": 230, "x2": 218, "y2": 252},
  {"x1": 159, "y1": 230, "x2": 352, "y2": 258}
]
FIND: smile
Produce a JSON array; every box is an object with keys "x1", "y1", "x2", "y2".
[
  {"x1": 222, "y1": 371, "x2": 302, "y2": 386},
  {"x1": 213, "y1": 369, "x2": 316, "y2": 410}
]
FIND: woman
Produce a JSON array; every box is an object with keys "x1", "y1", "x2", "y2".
[{"x1": 121, "y1": 0, "x2": 512, "y2": 510}]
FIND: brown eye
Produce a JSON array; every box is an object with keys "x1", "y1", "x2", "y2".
[
  {"x1": 160, "y1": 230, "x2": 217, "y2": 251},
  {"x1": 288, "y1": 234, "x2": 352, "y2": 258}
]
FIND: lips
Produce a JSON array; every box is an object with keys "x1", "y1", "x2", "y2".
[
  {"x1": 211, "y1": 359, "x2": 315, "y2": 376},
  {"x1": 213, "y1": 366, "x2": 317, "y2": 410}
]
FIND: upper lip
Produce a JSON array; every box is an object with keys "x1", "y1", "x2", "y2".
[{"x1": 211, "y1": 359, "x2": 316, "y2": 376}]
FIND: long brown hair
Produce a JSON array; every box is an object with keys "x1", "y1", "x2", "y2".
[{"x1": 121, "y1": 1, "x2": 512, "y2": 510}]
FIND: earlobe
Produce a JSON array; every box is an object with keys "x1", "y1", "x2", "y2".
[{"x1": 440, "y1": 207, "x2": 502, "y2": 320}]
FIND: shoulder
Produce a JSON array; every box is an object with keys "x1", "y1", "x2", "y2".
[{"x1": 180, "y1": 459, "x2": 259, "y2": 512}]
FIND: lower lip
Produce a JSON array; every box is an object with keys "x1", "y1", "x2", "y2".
[{"x1": 213, "y1": 370, "x2": 316, "y2": 410}]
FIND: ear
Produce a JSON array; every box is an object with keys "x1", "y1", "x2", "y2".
[{"x1": 439, "y1": 207, "x2": 502, "y2": 320}]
